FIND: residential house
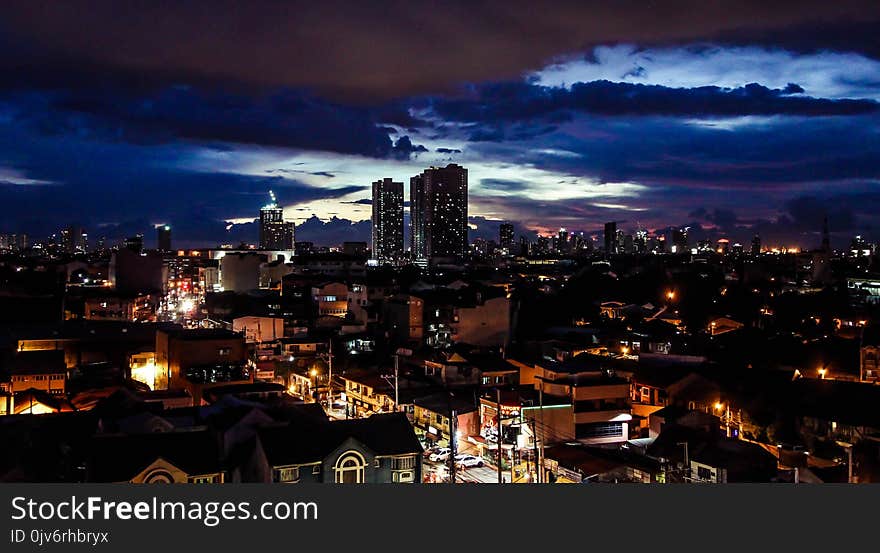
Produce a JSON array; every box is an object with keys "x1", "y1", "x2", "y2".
[
  {"x1": 412, "y1": 393, "x2": 479, "y2": 447},
  {"x1": 532, "y1": 353, "x2": 632, "y2": 445},
  {"x1": 155, "y1": 328, "x2": 250, "y2": 404},
  {"x1": 648, "y1": 423, "x2": 778, "y2": 483},
  {"x1": 253, "y1": 412, "x2": 423, "y2": 483},
  {"x1": 543, "y1": 442, "x2": 664, "y2": 483},
  {"x1": 340, "y1": 371, "x2": 434, "y2": 418},
  {"x1": 7, "y1": 350, "x2": 67, "y2": 395}
]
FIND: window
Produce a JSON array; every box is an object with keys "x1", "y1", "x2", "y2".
[
  {"x1": 190, "y1": 475, "x2": 216, "y2": 484},
  {"x1": 697, "y1": 466, "x2": 714, "y2": 481},
  {"x1": 435, "y1": 413, "x2": 443, "y2": 423},
  {"x1": 334, "y1": 451, "x2": 366, "y2": 484},
  {"x1": 392, "y1": 471, "x2": 414, "y2": 483},
  {"x1": 275, "y1": 467, "x2": 300, "y2": 483},
  {"x1": 575, "y1": 422, "x2": 624, "y2": 440},
  {"x1": 392, "y1": 456, "x2": 416, "y2": 470}
]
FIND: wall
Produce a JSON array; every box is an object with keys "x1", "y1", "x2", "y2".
[
  {"x1": 233, "y1": 317, "x2": 285, "y2": 343},
  {"x1": 220, "y1": 253, "x2": 265, "y2": 293},
  {"x1": 454, "y1": 296, "x2": 510, "y2": 347}
]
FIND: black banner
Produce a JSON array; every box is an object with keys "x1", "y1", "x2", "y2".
[{"x1": 0, "y1": 484, "x2": 874, "y2": 552}]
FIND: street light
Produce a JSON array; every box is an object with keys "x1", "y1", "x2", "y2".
[
  {"x1": 309, "y1": 368, "x2": 318, "y2": 402},
  {"x1": 666, "y1": 290, "x2": 676, "y2": 301}
]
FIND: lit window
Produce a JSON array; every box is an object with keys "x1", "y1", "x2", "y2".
[{"x1": 275, "y1": 467, "x2": 300, "y2": 483}]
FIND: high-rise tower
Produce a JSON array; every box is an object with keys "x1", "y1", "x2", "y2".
[
  {"x1": 419, "y1": 164, "x2": 468, "y2": 261},
  {"x1": 259, "y1": 191, "x2": 295, "y2": 250},
  {"x1": 371, "y1": 178, "x2": 404, "y2": 264}
]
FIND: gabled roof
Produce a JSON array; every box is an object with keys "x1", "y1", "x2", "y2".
[
  {"x1": 13, "y1": 389, "x2": 76, "y2": 414},
  {"x1": 446, "y1": 353, "x2": 468, "y2": 364},
  {"x1": 87, "y1": 429, "x2": 224, "y2": 482},
  {"x1": 257, "y1": 412, "x2": 422, "y2": 467},
  {"x1": 647, "y1": 424, "x2": 776, "y2": 472}
]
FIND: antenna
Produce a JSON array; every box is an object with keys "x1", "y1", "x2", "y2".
[{"x1": 269, "y1": 190, "x2": 277, "y2": 205}]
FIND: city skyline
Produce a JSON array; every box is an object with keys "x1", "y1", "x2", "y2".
[
  {"x1": 0, "y1": 2, "x2": 877, "y2": 249},
  {"x1": 6, "y1": 1, "x2": 880, "y2": 496}
]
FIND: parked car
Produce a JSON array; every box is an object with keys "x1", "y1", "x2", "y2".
[
  {"x1": 456, "y1": 455, "x2": 484, "y2": 468},
  {"x1": 423, "y1": 445, "x2": 442, "y2": 457},
  {"x1": 429, "y1": 448, "x2": 451, "y2": 462}
]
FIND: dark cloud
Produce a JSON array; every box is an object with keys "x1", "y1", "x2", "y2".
[
  {"x1": 429, "y1": 81, "x2": 877, "y2": 130},
  {"x1": 785, "y1": 195, "x2": 856, "y2": 231},
  {"x1": 712, "y1": 19, "x2": 880, "y2": 61},
  {"x1": 701, "y1": 208, "x2": 740, "y2": 228},
  {"x1": 1, "y1": 1, "x2": 878, "y2": 100},
  {"x1": 0, "y1": 116, "x2": 370, "y2": 242},
  {"x1": 269, "y1": 168, "x2": 337, "y2": 178},
  {"x1": 295, "y1": 216, "x2": 371, "y2": 245},
  {"x1": 389, "y1": 135, "x2": 428, "y2": 160},
  {"x1": 2, "y1": 87, "x2": 421, "y2": 158},
  {"x1": 470, "y1": 113, "x2": 880, "y2": 189},
  {"x1": 436, "y1": 147, "x2": 462, "y2": 154},
  {"x1": 478, "y1": 179, "x2": 532, "y2": 192}
]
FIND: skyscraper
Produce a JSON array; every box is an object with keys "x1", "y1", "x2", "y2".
[
  {"x1": 672, "y1": 227, "x2": 689, "y2": 253},
  {"x1": 411, "y1": 164, "x2": 468, "y2": 262},
  {"x1": 813, "y1": 218, "x2": 832, "y2": 285},
  {"x1": 821, "y1": 216, "x2": 831, "y2": 252},
  {"x1": 60, "y1": 225, "x2": 87, "y2": 253},
  {"x1": 499, "y1": 223, "x2": 514, "y2": 251},
  {"x1": 157, "y1": 225, "x2": 172, "y2": 252},
  {"x1": 124, "y1": 234, "x2": 144, "y2": 254},
  {"x1": 259, "y1": 191, "x2": 295, "y2": 250},
  {"x1": 751, "y1": 234, "x2": 761, "y2": 257},
  {"x1": 409, "y1": 174, "x2": 426, "y2": 259},
  {"x1": 604, "y1": 222, "x2": 617, "y2": 256},
  {"x1": 371, "y1": 178, "x2": 404, "y2": 264},
  {"x1": 635, "y1": 229, "x2": 647, "y2": 254},
  {"x1": 557, "y1": 228, "x2": 569, "y2": 253}
]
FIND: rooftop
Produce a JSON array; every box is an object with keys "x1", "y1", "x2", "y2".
[
  {"x1": 164, "y1": 328, "x2": 243, "y2": 341},
  {"x1": 257, "y1": 412, "x2": 422, "y2": 466},
  {"x1": 9, "y1": 349, "x2": 66, "y2": 375}
]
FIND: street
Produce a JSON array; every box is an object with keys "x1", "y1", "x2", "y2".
[{"x1": 423, "y1": 458, "x2": 536, "y2": 483}]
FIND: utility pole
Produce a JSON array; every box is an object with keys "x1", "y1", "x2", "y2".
[
  {"x1": 393, "y1": 353, "x2": 399, "y2": 411},
  {"x1": 326, "y1": 338, "x2": 333, "y2": 411},
  {"x1": 859, "y1": 325, "x2": 866, "y2": 382},
  {"x1": 383, "y1": 348, "x2": 410, "y2": 412},
  {"x1": 677, "y1": 441, "x2": 689, "y2": 482},
  {"x1": 538, "y1": 387, "x2": 544, "y2": 484},
  {"x1": 496, "y1": 388, "x2": 503, "y2": 484},
  {"x1": 531, "y1": 418, "x2": 540, "y2": 484},
  {"x1": 848, "y1": 446, "x2": 854, "y2": 483},
  {"x1": 449, "y1": 404, "x2": 457, "y2": 484}
]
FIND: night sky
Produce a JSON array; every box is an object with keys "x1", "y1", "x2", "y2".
[{"x1": 0, "y1": 1, "x2": 878, "y2": 248}]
